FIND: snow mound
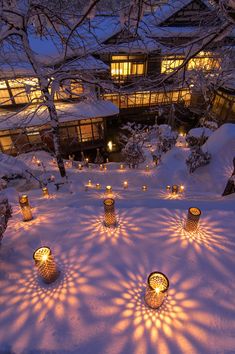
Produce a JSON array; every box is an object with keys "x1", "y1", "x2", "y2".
[
  {"x1": 0, "y1": 153, "x2": 29, "y2": 178},
  {"x1": 203, "y1": 123, "x2": 235, "y2": 155},
  {"x1": 188, "y1": 127, "x2": 212, "y2": 138}
]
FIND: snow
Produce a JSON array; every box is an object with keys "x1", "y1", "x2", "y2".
[
  {"x1": 0, "y1": 100, "x2": 119, "y2": 130},
  {"x1": 1, "y1": 124, "x2": 235, "y2": 353},
  {"x1": 0, "y1": 153, "x2": 30, "y2": 178},
  {"x1": 188, "y1": 127, "x2": 212, "y2": 138}
]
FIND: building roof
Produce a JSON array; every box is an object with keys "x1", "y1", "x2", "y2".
[{"x1": 0, "y1": 100, "x2": 119, "y2": 131}]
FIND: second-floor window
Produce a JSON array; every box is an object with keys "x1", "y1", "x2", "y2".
[{"x1": 111, "y1": 55, "x2": 146, "y2": 81}]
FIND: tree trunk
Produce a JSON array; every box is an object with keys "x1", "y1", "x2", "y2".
[
  {"x1": 222, "y1": 157, "x2": 235, "y2": 196},
  {"x1": 0, "y1": 198, "x2": 12, "y2": 242}
]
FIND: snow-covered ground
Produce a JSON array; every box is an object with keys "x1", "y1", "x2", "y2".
[{"x1": 1, "y1": 124, "x2": 235, "y2": 354}]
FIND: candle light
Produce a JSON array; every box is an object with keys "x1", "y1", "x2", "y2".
[
  {"x1": 145, "y1": 271, "x2": 169, "y2": 309},
  {"x1": 96, "y1": 183, "x2": 101, "y2": 190},
  {"x1": 123, "y1": 181, "x2": 128, "y2": 189},
  {"x1": 103, "y1": 198, "x2": 117, "y2": 228},
  {"x1": 172, "y1": 185, "x2": 179, "y2": 195},
  {"x1": 142, "y1": 185, "x2": 148, "y2": 192},
  {"x1": 179, "y1": 185, "x2": 185, "y2": 193},
  {"x1": 166, "y1": 185, "x2": 171, "y2": 193},
  {"x1": 106, "y1": 185, "x2": 112, "y2": 194},
  {"x1": 36, "y1": 159, "x2": 41, "y2": 167},
  {"x1": 145, "y1": 165, "x2": 150, "y2": 172},
  {"x1": 100, "y1": 164, "x2": 103, "y2": 171},
  {"x1": 185, "y1": 207, "x2": 201, "y2": 232},
  {"x1": 19, "y1": 195, "x2": 33, "y2": 222},
  {"x1": 104, "y1": 165, "x2": 107, "y2": 171},
  {"x1": 120, "y1": 164, "x2": 125, "y2": 170},
  {"x1": 78, "y1": 163, "x2": 83, "y2": 170},
  {"x1": 88, "y1": 180, "x2": 92, "y2": 187},
  {"x1": 42, "y1": 187, "x2": 49, "y2": 197},
  {"x1": 33, "y1": 246, "x2": 59, "y2": 284}
]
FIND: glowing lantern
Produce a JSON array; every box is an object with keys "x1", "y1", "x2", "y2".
[
  {"x1": 172, "y1": 185, "x2": 179, "y2": 195},
  {"x1": 36, "y1": 159, "x2": 41, "y2": 167},
  {"x1": 120, "y1": 164, "x2": 125, "y2": 170},
  {"x1": 100, "y1": 164, "x2": 104, "y2": 171},
  {"x1": 106, "y1": 185, "x2": 112, "y2": 194},
  {"x1": 33, "y1": 247, "x2": 59, "y2": 284},
  {"x1": 179, "y1": 185, "x2": 185, "y2": 193},
  {"x1": 185, "y1": 207, "x2": 201, "y2": 232},
  {"x1": 19, "y1": 195, "x2": 33, "y2": 222},
  {"x1": 78, "y1": 163, "x2": 83, "y2": 170},
  {"x1": 88, "y1": 180, "x2": 92, "y2": 187},
  {"x1": 107, "y1": 141, "x2": 113, "y2": 152},
  {"x1": 96, "y1": 183, "x2": 101, "y2": 190},
  {"x1": 145, "y1": 271, "x2": 169, "y2": 309},
  {"x1": 145, "y1": 165, "x2": 150, "y2": 172},
  {"x1": 104, "y1": 165, "x2": 107, "y2": 171},
  {"x1": 142, "y1": 185, "x2": 148, "y2": 192},
  {"x1": 103, "y1": 198, "x2": 117, "y2": 228},
  {"x1": 42, "y1": 187, "x2": 49, "y2": 197},
  {"x1": 123, "y1": 181, "x2": 128, "y2": 189},
  {"x1": 166, "y1": 185, "x2": 171, "y2": 193}
]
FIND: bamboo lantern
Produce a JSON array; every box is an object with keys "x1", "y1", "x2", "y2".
[
  {"x1": 104, "y1": 165, "x2": 107, "y2": 171},
  {"x1": 123, "y1": 180, "x2": 128, "y2": 189},
  {"x1": 145, "y1": 165, "x2": 150, "y2": 172},
  {"x1": 36, "y1": 159, "x2": 41, "y2": 167},
  {"x1": 179, "y1": 185, "x2": 185, "y2": 193},
  {"x1": 100, "y1": 164, "x2": 104, "y2": 171},
  {"x1": 96, "y1": 183, "x2": 101, "y2": 190},
  {"x1": 78, "y1": 163, "x2": 83, "y2": 170},
  {"x1": 172, "y1": 185, "x2": 179, "y2": 195},
  {"x1": 185, "y1": 207, "x2": 201, "y2": 232},
  {"x1": 166, "y1": 185, "x2": 171, "y2": 193},
  {"x1": 145, "y1": 271, "x2": 169, "y2": 309},
  {"x1": 33, "y1": 247, "x2": 59, "y2": 284},
  {"x1": 19, "y1": 195, "x2": 33, "y2": 222},
  {"x1": 106, "y1": 185, "x2": 112, "y2": 194},
  {"x1": 142, "y1": 185, "x2": 148, "y2": 192},
  {"x1": 120, "y1": 164, "x2": 125, "y2": 170},
  {"x1": 88, "y1": 180, "x2": 92, "y2": 187},
  {"x1": 42, "y1": 187, "x2": 49, "y2": 197},
  {"x1": 85, "y1": 158, "x2": 89, "y2": 167},
  {"x1": 103, "y1": 198, "x2": 117, "y2": 227}
]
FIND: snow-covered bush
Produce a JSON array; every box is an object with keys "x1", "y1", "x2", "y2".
[
  {"x1": 0, "y1": 179, "x2": 7, "y2": 191},
  {"x1": 0, "y1": 198, "x2": 12, "y2": 243},
  {"x1": 94, "y1": 148, "x2": 104, "y2": 164},
  {"x1": 200, "y1": 117, "x2": 218, "y2": 131},
  {"x1": 149, "y1": 124, "x2": 178, "y2": 162},
  {"x1": 186, "y1": 127, "x2": 212, "y2": 147},
  {"x1": 186, "y1": 146, "x2": 211, "y2": 173},
  {"x1": 120, "y1": 123, "x2": 146, "y2": 168}
]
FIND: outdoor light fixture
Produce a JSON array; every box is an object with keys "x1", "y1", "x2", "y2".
[
  {"x1": 33, "y1": 246, "x2": 59, "y2": 284},
  {"x1": 88, "y1": 180, "x2": 92, "y2": 187},
  {"x1": 96, "y1": 183, "x2": 101, "y2": 190},
  {"x1": 172, "y1": 185, "x2": 179, "y2": 195},
  {"x1": 107, "y1": 141, "x2": 113, "y2": 152},
  {"x1": 142, "y1": 185, "x2": 148, "y2": 192},
  {"x1": 103, "y1": 198, "x2": 117, "y2": 227},
  {"x1": 179, "y1": 185, "x2": 185, "y2": 193},
  {"x1": 106, "y1": 185, "x2": 112, "y2": 194},
  {"x1": 123, "y1": 181, "x2": 128, "y2": 189},
  {"x1": 42, "y1": 187, "x2": 49, "y2": 197},
  {"x1": 166, "y1": 185, "x2": 171, "y2": 193},
  {"x1": 36, "y1": 159, "x2": 41, "y2": 167},
  {"x1": 145, "y1": 165, "x2": 150, "y2": 172},
  {"x1": 120, "y1": 164, "x2": 125, "y2": 170},
  {"x1": 145, "y1": 271, "x2": 169, "y2": 309},
  {"x1": 78, "y1": 163, "x2": 83, "y2": 170},
  {"x1": 19, "y1": 195, "x2": 33, "y2": 222},
  {"x1": 185, "y1": 207, "x2": 201, "y2": 232},
  {"x1": 100, "y1": 164, "x2": 103, "y2": 171},
  {"x1": 104, "y1": 165, "x2": 107, "y2": 171}
]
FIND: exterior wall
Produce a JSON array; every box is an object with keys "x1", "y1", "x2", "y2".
[
  {"x1": 0, "y1": 117, "x2": 106, "y2": 155},
  {"x1": 211, "y1": 90, "x2": 235, "y2": 123}
]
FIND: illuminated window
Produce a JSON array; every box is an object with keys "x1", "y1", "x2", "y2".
[
  {"x1": 80, "y1": 123, "x2": 92, "y2": 142},
  {"x1": 161, "y1": 57, "x2": 184, "y2": 74},
  {"x1": 0, "y1": 136, "x2": 13, "y2": 152},
  {"x1": 188, "y1": 52, "x2": 220, "y2": 71},
  {"x1": 111, "y1": 55, "x2": 145, "y2": 80}
]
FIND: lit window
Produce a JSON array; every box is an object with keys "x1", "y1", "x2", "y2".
[
  {"x1": 27, "y1": 132, "x2": 42, "y2": 145},
  {"x1": 0, "y1": 136, "x2": 13, "y2": 152},
  {"x1": 161, "y1": 57, "x2": 184, "y2": 74},
  {"x1": 111, "y1": 55, "x2": 145, "y2": 79}
]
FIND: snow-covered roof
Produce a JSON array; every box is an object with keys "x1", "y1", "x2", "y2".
[{"x1": 0, "y1": 100, "x2": 119, "y2": 131}]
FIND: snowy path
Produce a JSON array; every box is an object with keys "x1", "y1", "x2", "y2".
[{"x1": 1, "y1": 174, "x2": 235, "y2": 354}]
